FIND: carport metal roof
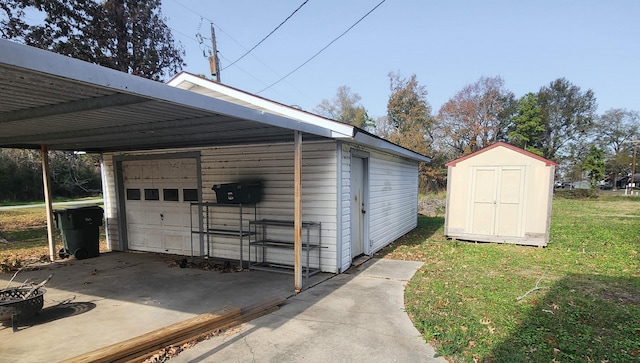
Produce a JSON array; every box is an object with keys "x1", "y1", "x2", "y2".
[
  {"x1": 0, "y1": 40, "x2": 338, "y2": 153},
  {"x1": 0, "y1": 39, "x2": 430, "y2": 163}
]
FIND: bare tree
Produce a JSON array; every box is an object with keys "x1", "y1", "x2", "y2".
[
  {"x1": 314, "y1": 86, "x2": 373, "y2": 129},
  {"x1": 437, "y1": 76, "x2": 514, "y2": 157}
]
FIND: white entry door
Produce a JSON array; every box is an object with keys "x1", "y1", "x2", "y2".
[
  {"x1": 123, "y1": 158, "x2": 198, "y2": 255},
  {"x1": 469, "y1": 166, "x2": 525, "y2": 238},
  {"x1": 350, "y1": 156, "x2": 368, "y2": 259}
]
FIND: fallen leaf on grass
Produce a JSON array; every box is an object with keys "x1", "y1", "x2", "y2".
[{"x1": 545, "y1": 336, "x2": 559, "y2": 347}]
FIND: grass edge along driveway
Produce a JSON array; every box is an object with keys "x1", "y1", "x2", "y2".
[{"x1": 379, "y1": 196, "x2": 640, "y2": 363}]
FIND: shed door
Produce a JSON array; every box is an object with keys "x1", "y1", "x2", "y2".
[
  {"x1": 469, "y1": 166, "x2": 525, "y2": 238},
  {"x1": 123, "y1": 158, "x2": 198, "y2": 255}
]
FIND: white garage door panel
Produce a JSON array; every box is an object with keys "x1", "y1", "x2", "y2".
[{"x1": 123, "y1": 158, "x2": 198, "y2": 255}]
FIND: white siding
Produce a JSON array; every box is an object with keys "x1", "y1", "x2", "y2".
[
  {"x1": 339, "y1": 144, "x2": 420, "y2": 271},
  {"x1": 339, "y1": 144, "x2": 352, "y2": 272},
  {"x1": 102, "y1": 139, "x2": 421, "y2": 274},
  {"x1": 104, "y1": 140, "x2": 339, "y2": 273},
  {"x1": 200, "y1": 141, "x2": 338, "y2": 272},
  {"x1": 368, "y1": 152, "x2": 419, "y2": 252}
]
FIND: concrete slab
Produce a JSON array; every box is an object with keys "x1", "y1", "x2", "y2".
[
  {"x1": 172, "y1": 258, "x2": 446, "y2": 363},
  {"x1": 0, "y1": 252, "x2": 328, "y2": 362}
]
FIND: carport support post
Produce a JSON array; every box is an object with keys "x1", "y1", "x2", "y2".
[
  {"x1": 294, "y1": 131, "x2": 303, "y2": 292},
  {"x1": 40, "y1": 145, "x2": 56, "y2": 262}
]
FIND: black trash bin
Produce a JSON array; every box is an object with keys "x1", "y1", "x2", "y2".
[{"x1": 53, "y1": 206, "x2": 103, "y2": 260}]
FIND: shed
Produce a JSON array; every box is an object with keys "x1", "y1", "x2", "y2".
[
  {"x1": 0, "y1": 40, "x2": 430, "y2": 290},
  {"x1": 444, "y1": 142, "x2": 557, "y2": 247}
]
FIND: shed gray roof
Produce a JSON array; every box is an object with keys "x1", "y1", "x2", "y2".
[{"x1": 0, "y1": 40, "x2": 430, "y2": 162}]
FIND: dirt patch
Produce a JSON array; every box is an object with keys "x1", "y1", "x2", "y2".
[
  {"x1": 419, "y1": 196, "x2": 446, "y2": 216},
  {"x1": 165, "y1": 257, "x2": 246, "y2": 273},
  {"x1": 599, "y1": 288, "x2": 640, "y2": 306}
]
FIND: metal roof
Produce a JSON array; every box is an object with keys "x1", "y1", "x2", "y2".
[{"x1": 0, "y1": 40, "x2": 430, "y2": 162}]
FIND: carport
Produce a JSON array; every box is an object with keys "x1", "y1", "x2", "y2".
[
  {"x1": 0, "y1": 39, "x2": 440, "y2": 363},
  {"x1": 1, "y1": 39, "x2": 429, "y2": 293},
  {"x1": 0, "y1": 40, "x2": 348, "y2": 291}
]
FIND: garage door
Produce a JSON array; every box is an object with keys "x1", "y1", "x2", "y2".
[{"x1": 123, "y1": 158, "x2": 199, "y2": 255}]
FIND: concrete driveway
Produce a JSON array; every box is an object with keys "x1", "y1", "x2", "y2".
[
  {"x1": 173, "y1": 258, "x2": 446, "y2": 363},
  {"x1": 0, "y1": 253, "x2": 444, "y2": 362}
]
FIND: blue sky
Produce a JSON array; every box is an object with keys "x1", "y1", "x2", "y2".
[{"x1": 162, "y1": 0, "x2": 640, "y2": 119}]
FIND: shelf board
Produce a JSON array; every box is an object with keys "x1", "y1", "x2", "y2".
[
  {"x1": 249, "y1": 262, "x2": 320, "y2": 277},
  {"x1": 249, "y1": 219, "x2": 320, "y2": 228},
  {"x1": 191, "y1": 228, "x2": 255, "y2": 237},
  {"x1": 250, "y1": 239, "x2": 320, "y2": 249}
]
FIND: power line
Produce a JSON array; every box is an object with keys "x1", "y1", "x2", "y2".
[
  {"x1": 222, "y1": 0, "x2": 311, "y2": 71},
  {"x1": 171, "y1": 0, "x2": 246, "y2": 53},
  {"x1": 168, "y1": 0, "x2": 313, "y2": 103},
  {"x1": 257, "y1": 0, "x2": 387, "y2": 94},
  {"x1": 217, "y1": 52, "x2": 299, "y2": 105}
]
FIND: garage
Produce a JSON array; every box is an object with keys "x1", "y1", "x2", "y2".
[
  {"x1": 121, "y1": 157, "x2": 199, "y2": 255},
  {"x1": 0, "y1": 40, "x2": 430, "y2": 291},
  {"x1": 444, "y1": 142, "x2": 557, "y2": 247}
]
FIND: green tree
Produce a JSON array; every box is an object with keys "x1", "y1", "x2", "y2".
[
  {"x1": 583, "y1": 145, "x2": 605, "y2": 189},
  {"x1": 508, "y1": 92, "x2": 545, "y2": 155},
  {"x1": 595, "y1": 108, "x2": 640, "y2": 188},
  {"x1": 0, "y1": 149, "x2": 102, "y2": 202},
  {"x1": 386, "y1": 72, "x2": 432, "y2": 135},
  {"x1": 0, "y1": 149, "x2": 42, "y2": 202},
  {"x1": 384, "y1": 72, "x2": 445, "y2": 191},
  {"x1": 537, "y1": 78, "x2": 597, "y2": 160},
  {"x1": 1, "y1": 0, "x2": 184, "y2": 80},
  {"x1": 436, "y1": 76, "x2": 515, "y2": 157},
  {"x1": 314, "y1": 86, "x2": 373, "y2": 128}
]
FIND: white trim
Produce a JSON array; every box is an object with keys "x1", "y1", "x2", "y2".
[
  {"x1": 168, "y1": 73, "x2": 354, "y2": 139},
  {"x1": 336, "y1": 142, "x2": 343, "y2": 272}
]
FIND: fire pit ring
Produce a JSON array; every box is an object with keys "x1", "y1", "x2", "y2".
[{"x1": 0, "y1": 287, "x2": 46, "y2": 331}]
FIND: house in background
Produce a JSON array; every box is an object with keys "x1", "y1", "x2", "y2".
[
  {"x1": 444, "y1": 142, "x2": 557, "y2": 247},
  {"x1": 0, "y1": 40, "x2": 430, "y2": 287}
]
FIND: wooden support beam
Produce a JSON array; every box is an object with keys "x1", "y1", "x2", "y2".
[
  {"x1": 40, "y1": 145, "x2": 56, "y2": 262},
  {"x1": 294, "y1": 131, "x2": 302, "y2": 292}
]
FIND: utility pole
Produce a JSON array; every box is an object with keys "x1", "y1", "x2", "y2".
[{"x1": 209, "y1": 23, "x2": 221, "y2": 82}]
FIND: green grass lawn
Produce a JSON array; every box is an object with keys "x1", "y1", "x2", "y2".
[
  {"x1": 0, "y1": 207, "x2": 107, "y2": 272},
  {"x1": 2, "y1": 196, "x2": 639, "y2": 361},
  {"x1": 378, "y1": 196, "x2": 640, "y2": 362}
]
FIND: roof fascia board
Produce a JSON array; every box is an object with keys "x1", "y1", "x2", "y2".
[
  {"x1": 0, "y1": 40, "x2": 332, "y2": 139},
  {"x1": 445, "y1": 141, "x2": 558, "y2": 167},
  {"x1": 352, "y1": 130, "x2": 431, "y2": 162},
  {"x1": 168, "y1": 73, "x2": 354, "y2": 138}
]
